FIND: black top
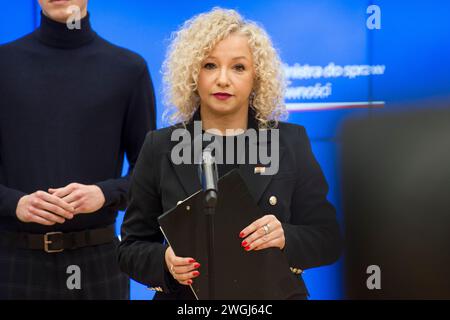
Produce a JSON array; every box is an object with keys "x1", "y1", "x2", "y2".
[
  {"x1": 0, "y1": 12, "x2": 156, "y2": 233},
  {"x1": 202, "y1": 131, "x2": 241, "y2": 178},
  {"x1": 217, "y1": 135, "x2": 240, "y2": 178}
]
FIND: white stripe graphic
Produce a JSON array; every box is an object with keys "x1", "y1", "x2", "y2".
[{"x1": 286, "y1": 101, "x2": 385, "y2": 111}]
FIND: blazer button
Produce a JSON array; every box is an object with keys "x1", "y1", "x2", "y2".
[{"x1": 269, "y1": 196, "x2": 277, "y2": 206}]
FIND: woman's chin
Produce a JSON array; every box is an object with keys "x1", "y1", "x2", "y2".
[{"x1": 204, "y1": 103, "x2": 245, "y2": 117}]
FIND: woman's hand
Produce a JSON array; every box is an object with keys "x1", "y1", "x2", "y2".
[
  {"x1": 239, "y1": 214, "x2": 285, "y2": 251},
  {"x1": 164, "y1": 246, "x2": 201, "y2": 286}
]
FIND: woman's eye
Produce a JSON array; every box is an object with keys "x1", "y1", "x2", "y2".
[
  {"x1": 234, "y1": 64, "x2": 246, "y2": 72},
  {"x1": 204, "y1": 63, "x2": 216, "y2": 70}
]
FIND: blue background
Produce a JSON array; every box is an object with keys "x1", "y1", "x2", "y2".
[{"x1": 1, "y1": 0, "x2": 449, "y2": 299}]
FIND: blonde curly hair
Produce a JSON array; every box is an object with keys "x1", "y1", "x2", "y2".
[{"x1": 162, "y1": 7, "x2": 287, "y2": 128}]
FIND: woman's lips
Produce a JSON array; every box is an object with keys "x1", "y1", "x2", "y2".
[
  {"x1": 50, "y1": 0, "x2": 70, "y2": 4},
  {"x1": 213, "y1": 93, "x2": 233, "y2": 100}
]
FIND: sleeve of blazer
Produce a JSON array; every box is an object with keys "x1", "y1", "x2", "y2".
[
  {"x1": 282, "y1": 126, "x2": 342, "y2": 270},
  {"x1": 117, "y1": 131, "x2": 178, "y2": 293}
]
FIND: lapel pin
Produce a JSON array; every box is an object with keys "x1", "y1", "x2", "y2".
[{"x1": 254, "y1": 166, "x2": 266, "y2": 174}]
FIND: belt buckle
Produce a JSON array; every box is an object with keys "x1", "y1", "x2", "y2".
[{"x1": 44, "y1": 232, "x2": 64, "y2": 253}]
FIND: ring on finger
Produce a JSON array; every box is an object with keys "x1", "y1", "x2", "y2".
[{"x1": 263, "y1": 223, "x2": 270, "y2": 235}]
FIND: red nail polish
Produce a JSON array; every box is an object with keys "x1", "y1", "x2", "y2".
[
  {"x1": 241, "y1": 241, "x2": 247, "y2": 247},
  {"x1": 193, "y1": 271, "x2": 200, "y2": 276},
  {"x1": 239, "y1": 232, "x2": 245, "y2": 238},
  {"x1": 188, "y1": 259, "x2": 196, "y2": 263},
  {"x1": 187, "y1": 280, "x2": 193, "y2": 285},
  {"x1": 194, "y1": 263, "x2": 201, "y2": 268},
  {"x1": 245, "y1": 246, "x2": 251, "y2": 251}
]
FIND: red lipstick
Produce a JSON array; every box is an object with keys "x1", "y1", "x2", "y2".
[{"x1": 213, "y1": 92, "x2": 233, "y2": 100}]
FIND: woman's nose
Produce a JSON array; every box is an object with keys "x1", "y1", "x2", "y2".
[{"x1": 216, "y1": 68, "x2": 230, "y2": 87}]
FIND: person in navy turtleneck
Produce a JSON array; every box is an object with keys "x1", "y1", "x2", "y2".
[{"x1": 0, "y1": 0, "x2": 155, "y2": 299}]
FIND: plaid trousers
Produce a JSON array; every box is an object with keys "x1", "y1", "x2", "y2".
[{"x1": 0, "y1": 237, "x2": 129, "y2": 300}]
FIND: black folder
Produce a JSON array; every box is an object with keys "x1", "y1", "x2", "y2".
[{"x1": 158, "y1": 169, "x2": 304, "y2": 300}]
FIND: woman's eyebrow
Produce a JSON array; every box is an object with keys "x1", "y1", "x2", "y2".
[
  {"x1": 206, "y1": 56, "x2": 249, "y2": 61},
  {"x1": 231, "y1": 56, "x2": 249, "y2": 60}
]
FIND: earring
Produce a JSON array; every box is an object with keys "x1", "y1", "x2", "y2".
[{"x1": 249, "y1": 91, "x2": 256, "y2": 106}]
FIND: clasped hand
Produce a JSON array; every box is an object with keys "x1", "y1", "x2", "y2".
[{"x1": 16, "y1": 183, "x2": 105, "y2": 226}]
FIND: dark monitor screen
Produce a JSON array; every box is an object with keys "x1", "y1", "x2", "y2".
[{"x1": 341, "y1": 105, "x2": 450, "y2": 299}]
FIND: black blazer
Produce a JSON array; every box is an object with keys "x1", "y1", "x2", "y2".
[{"x1": 117, "y1": 112, "x2": 342, "y2": 300}]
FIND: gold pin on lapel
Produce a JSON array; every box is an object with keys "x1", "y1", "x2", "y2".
[{"x1": 254, "y1": 166, "x2": 266, "y2": 174}]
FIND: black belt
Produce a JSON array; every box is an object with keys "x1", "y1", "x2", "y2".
[{"x1": 0, "y1": 225, "x2": 116, "y2": 253}]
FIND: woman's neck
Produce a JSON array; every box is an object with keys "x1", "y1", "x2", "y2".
[{"x1": 200, "y1": 106, "x2": 248, "y2": 136}]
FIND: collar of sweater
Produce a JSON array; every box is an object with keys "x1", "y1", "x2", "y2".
[{"x1": 35, "y1": 11, "x2": 96, "y2": 49}]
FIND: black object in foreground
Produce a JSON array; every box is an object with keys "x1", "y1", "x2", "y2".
[
  {"x1": 158, "y1": 169, "x2": 303, "y2": 300},
  {"x1": 341, "y1": 106, "x2": 450, "y2": 299}
]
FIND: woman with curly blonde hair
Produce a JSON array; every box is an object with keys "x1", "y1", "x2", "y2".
[
  {"x1": 118, "y1": 8, "x2": 341, "y2": 300},
  {"x1": 162, "y1": 7, "x2": 287, "y2": 129}
]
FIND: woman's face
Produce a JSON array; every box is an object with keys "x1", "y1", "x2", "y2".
[{"x1": 197, "y1": 33, "x2": 255, "y2": 119}]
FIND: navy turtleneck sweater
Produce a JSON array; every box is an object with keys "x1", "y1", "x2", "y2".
[{"x1": 0, "y1": 13, "x2": 156, "y2": 233}]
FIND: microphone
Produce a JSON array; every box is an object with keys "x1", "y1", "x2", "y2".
[{"x1": 200, "y1": 147, "x2": 219, "y2": 208}]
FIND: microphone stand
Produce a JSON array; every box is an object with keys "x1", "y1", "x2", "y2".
[
  {"x1": 200, "y1": 149, "x2": 218, "y2": 300},
  {"x1": 205, "y1": 190, "x2": 217, "y2": 300}
]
